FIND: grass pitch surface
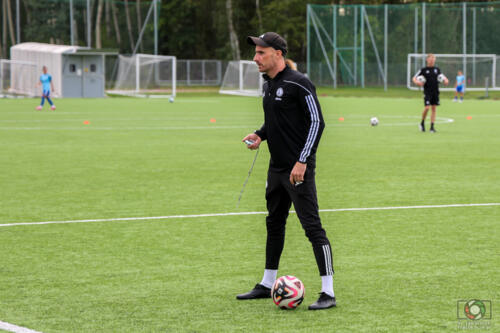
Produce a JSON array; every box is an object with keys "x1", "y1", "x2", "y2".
[{"x1": 0, "y1": 94, "x2": 499, "y2": 332}]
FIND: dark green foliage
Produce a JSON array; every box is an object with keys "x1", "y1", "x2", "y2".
[{"x1": 2, "y1": 0, "x2": 500, "y2": 61}]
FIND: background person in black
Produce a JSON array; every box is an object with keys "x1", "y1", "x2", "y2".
[
  {"x1": 413, "y1": 54, "x2": 449, "y2": 133},
  {"x1": 236, "y1": 32, "x2": 336, "y2": 310}
]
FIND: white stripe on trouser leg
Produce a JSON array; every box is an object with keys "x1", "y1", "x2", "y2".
[
  {"x1": 322, "y1": 245, "x2": 332, "y2": 275},
  {"x1": 323, "y1": 244, "x2": 333, "y2": 275},
  {"x1": 327, "y1": 245, "x2": 333, "y2": 275},
  {"x1": 322, "y1": 245, "x2": 330, "y2": 275},
  {"x1": 322, "y1": 245, "x2": 328, "y2": 275},
  {"x1": 326, "y1": 245, "x2": 332, "y2": 275}
]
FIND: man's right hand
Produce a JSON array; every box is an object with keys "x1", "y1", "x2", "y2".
[
  {"x1": 413, "y1": 79, "x2": 424, "y2": 87},
  {"x1": 242, "y1": 133, "x2": 261, "y2": 150}
]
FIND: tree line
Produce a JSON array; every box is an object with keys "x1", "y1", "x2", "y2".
[{"x1": 1, "y1": 0, "x2": 499, "y2": 62}]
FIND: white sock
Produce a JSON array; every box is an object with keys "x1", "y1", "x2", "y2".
[
  {"x1": 321, "y1": 275, "x2": 335, "y2": 297},
  {"x1": 260, "y1": 269, "x2": 277, "y2": 288}
]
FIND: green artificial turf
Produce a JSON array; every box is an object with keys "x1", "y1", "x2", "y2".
[{"x1": 0, "y1": 94, "x2": 498, "y2": 332}]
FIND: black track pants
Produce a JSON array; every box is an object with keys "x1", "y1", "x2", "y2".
[{"x1": 264, "y1": 168, "x2": 334, "y2": 276}]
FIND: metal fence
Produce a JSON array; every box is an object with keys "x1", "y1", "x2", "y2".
[
  {"x1": 307, "y1": 1, "x2": 500, "y2": 89},
  {"x1": 105, "y1": 57, "x2": 224, "y2": 89},
  {"x1": 176, "y1": 60, "x2": 223, "y2": 86}
]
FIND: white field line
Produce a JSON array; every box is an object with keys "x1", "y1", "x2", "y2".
[
  {"x1": 0, "y1": 125, "x2": 252, "y2": 131},
  {"x1": 0, "y1": 116, "x2": 454, "y2": 130},
  {"x1": 0, "y1": 120, "x2": 454, "y2": 130},
  {"x1": 1, "y1": 203, "x2": 499, "y2": 228},
  {"x1": 0, "y1": 321, "x2": 42, "y2": 333}
]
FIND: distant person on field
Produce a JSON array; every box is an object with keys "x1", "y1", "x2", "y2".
[
  {"x1": 453, "y1": 70, "x2": 465, "y2": 103},
  {"x1": 412, "y1": 54, "x2": 448, "y2": 133},
  {"x1": 36, "y1": 66, "x2": 56, "y2": 111}
]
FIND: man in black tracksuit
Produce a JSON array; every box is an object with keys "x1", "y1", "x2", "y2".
[{"x1": 236, "y1": 32, "x2": 336, "y2": 310}]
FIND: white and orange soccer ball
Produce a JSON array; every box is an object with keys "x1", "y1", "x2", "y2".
[{"x1": 271, "y1": 275, "x2": 305, "y2": 309}]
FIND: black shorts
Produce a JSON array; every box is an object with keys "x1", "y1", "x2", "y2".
[{"x1": 424, "y1": 93, "x2": 440, "y2": 106}]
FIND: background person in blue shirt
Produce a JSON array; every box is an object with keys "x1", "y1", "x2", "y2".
[
  {"x1": 36, "y1": 66, "x2": 56, "y2": 110},
  {"x1": 453, "y1": 70, "x2": 465, "y2": 103}
]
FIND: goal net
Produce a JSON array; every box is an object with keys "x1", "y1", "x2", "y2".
[
  {"x1": 219, "y1": 60, "x2": 263, "y2": 97},
  {"x1": 0, "y1": 60, "x2": 38, "y2": 97},
  {"x1": 110, "y1": 54, "x2": 176, "y2": 98},
  {"x1": 407, "y1": 54, "x2": 498, "y2": 91}
]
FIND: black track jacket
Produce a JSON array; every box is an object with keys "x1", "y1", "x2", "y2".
[{"x1": 255, "y1": 65, "x2": 325, "y2": 172}]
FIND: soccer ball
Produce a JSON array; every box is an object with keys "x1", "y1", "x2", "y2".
[
  {"x1": 370, "y1": 117, "x2": 379, "y2": 126},
  {"x1": 416, "y1": 75, "x2": 426, "y2": 83},
  {"x1": 271, "y1": 275, "x2": 305, "y2": 309},
  {"x1": 169, "y1": 97, "x2": 175, "y2": 103},
  {"x1": 437, "y1": 73, "x2": 446, "y2": 83}
]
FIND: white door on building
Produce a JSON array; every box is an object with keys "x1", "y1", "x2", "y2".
[
  {"x1": 62, "y1": 56, "x2": 83, "y2": 97},
  {"x1": 83, "y1": 56, "x2": 104, "y2": 98}
]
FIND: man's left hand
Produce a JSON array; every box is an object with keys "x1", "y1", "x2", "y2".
[{"x1": 290, "y1": 162, "x2": 307, "y2": 185}]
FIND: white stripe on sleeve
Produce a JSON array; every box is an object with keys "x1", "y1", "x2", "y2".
[{"x1": 299, "y1": 94, "x2": 320, "y2": 162}]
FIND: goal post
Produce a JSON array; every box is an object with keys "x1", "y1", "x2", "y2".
[
  {"x1": 407, "y1": 53, "x2": 498, "y2": 91},
  {"x1": 0, "y1": 59, "x2": 38, "y2": 98},
  {"x1": 219, "y1": 60, "x2": 264, "y2": 97},
  {"x1": 110, "y1": 54, "x2": 176, "y2": 98}
]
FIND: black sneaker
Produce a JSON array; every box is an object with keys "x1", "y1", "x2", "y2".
[
  {"x1": 419, "y1": 123, "x2": 425, "y2": 132},
  {"x1": 236, "y1": 284, "x2": 271, "y2": 300},
  {"x1": 308, "y1": 292, "x2": 336, "y2": 310},
  {"x1": 430, "y1": 128, "x2": 437, "y2": 133}
]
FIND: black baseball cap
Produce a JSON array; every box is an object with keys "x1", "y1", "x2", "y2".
[{"x1": 247, "y1": 32, "x2": 287, "y2": 56}]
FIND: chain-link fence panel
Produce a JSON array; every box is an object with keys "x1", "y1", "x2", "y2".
[{"x1": 308, "y1": 2, "x2": 500, "y2": 90}]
